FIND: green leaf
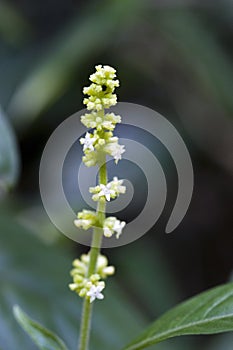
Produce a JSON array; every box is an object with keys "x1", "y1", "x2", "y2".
[
  {"x1": 123, "y1": 283, "x2": 233, "y2": 350},
  {"x1": 0, "y1": 107, "x2": 19, "y2": 193},
  {"x1": 13, "y1": 306, "x2": 68, "y2": 350}
]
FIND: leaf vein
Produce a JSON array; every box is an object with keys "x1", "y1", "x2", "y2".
[
  {"x1": 202, "y1": 291, "x2": 233, "y2": 318},
  {"x1": 126, "y1": 313, "x2": 233, "y2": 350}
]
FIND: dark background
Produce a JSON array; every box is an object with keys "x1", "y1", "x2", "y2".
[{"x1": 0, "y1": 1, "x2": 232, "y2": 349}]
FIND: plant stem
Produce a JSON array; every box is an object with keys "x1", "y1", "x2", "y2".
[{"x1": 78, "y1": 158, "x2": 107, "y2": 350}]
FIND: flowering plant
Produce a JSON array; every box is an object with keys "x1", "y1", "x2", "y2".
[
  {"x1": 69, "y1": 65, "x2": 127, "y2": 349},
  {"x1": 13, "y1": 65, "x2": 233, "y2": 350}
]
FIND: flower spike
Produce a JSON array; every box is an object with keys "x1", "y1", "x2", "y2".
[{"x1": 70, "y1": 65, "x2": 126, "y2": 308}]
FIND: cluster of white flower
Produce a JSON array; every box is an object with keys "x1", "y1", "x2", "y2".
[
  {"x1": 81, "y1": 112, "x2": 121, "y2": 131},
  {"x1": 104, "y1": 143, "x2": 125, "y2": 164},
  {"x1": 80, "y1": 130, "x2": 125, "y2": 166},
  {"x1": 103, "y1": 217, "x2": 126, "y2": 239},
  {"x1": 69, "y1": 254, "x2": 115, "y2": 302},
  {"x1": 74, "y1": 206, "x2": 125, "y2": 240},
  {"x1": 83, "y1": 65, "x2": 119, "y2": 111},
  {"x1": 80, "y1": 65, "x2": 125, "y2": 166},
  {"x1": 89, "y1": 177, "x2": 126, "y2": 202},
  {"x1": 70, "y1": 65, "x2": 126, "y2": 303},
  {"x1": 74, "y1": 210, "x2": 97, "y2": 230},
  {"x1": 76, "y1": 66, "x2": 126, "y2": 240}
]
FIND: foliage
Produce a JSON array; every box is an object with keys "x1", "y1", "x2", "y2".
[
  {"x1": 0, "y1": 214, "x2": 147, "y2": 350},
  {"x1": 124, "y1": 283, "x2": 233, "y2": 349},
  {"x1": 0, "y1": 0, "x2": 232, "y2": 349},
  {"x1": 13, "y1": 306, "x2": 68, "y2": 350}
]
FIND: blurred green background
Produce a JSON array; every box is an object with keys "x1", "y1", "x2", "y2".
[{"x1": 0, "y1": 0, "x2": 232, "y2": 349}]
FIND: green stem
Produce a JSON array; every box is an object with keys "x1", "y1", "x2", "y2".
[{"x1": 78, "y1": 157, "x2": 107, "y2": 350}]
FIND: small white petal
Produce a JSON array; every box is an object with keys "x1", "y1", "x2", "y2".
[
  {"x1": 69, "y1": 283, "x2": 77, "y2": 291},
  {"x1": 96, "y1": 293, "x2": 104, "y2": 300},
  {"x1": 103, "y1": 266, "x2": 115, "y2": 275},
  {"x1": 98, "y1": 184, "x2": 115, "y2": 201},
  {"x1": 103, "y1": 227, "x2": 113, "y2": 237},
  {"x1": 80, "y1": 132, "x2": 96, "y2": 151},
  {"x1": 87, "y1": 284, "x2": 105, "y2": 303}
]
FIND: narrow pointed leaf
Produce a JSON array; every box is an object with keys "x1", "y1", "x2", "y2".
[
  {"x1": 13, "y1": 306, "x2": 69, "y2": 350},
  {"x1": 123, "y1": 283, "x2": 233, "y2": 350}
]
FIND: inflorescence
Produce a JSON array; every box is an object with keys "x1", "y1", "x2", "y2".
[
  {"x1": 69, "y1": 65, "x2": 126, "y2": 303},
  {"x1": 69, "y1": 254, "x2": 115, "y2": 303}
]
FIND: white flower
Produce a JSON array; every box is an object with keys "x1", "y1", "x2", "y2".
[
  {"x1": 80, "y1": 132, "x2": 96, "y2": 151},
  {"x1": 74, "y1": 210, "x2": 97, "y2": 230},
  {"x1": 81, "y1": 112, "x2": 121, "y2": 131},
  {"x1": 111, "y1": 177, "x2": 126, "y2": 194},
  {"x1": 109, "y1": 144, "x2": 125, "y2": 163},
  {"x1": 97, "y1": 255, "x2": 108, "y2": 268},
  {"x1": 74, "y1": 219, "x2": 92, "y2": 230},
  {"x1": 103, "y1": 216, "x2": 126, "y2": 239},
  {"x1": 102, "y1": 266, "x2": 115, "y2": 275},
  {"x1": 86, "y1": 284, "x2": 105, "y2": 303},
  {"x1": 98, "y1": 183, "x2": 115, "y2": 201},
  {"x1": 82, "y1": 151, "x2": 98, "y2": 167},
  {"x1": 90, "y1": 178, "x2": 125, "y2": 202},
  {"x1": 113, "y1": 219, "x2": 126, "y2": 239},
  {"x1": 103, "y1": 226, "x2": 113, "y2": 237},
  {"x1": 69, "y1": 283, "x2": 77, "y2": 291}
]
